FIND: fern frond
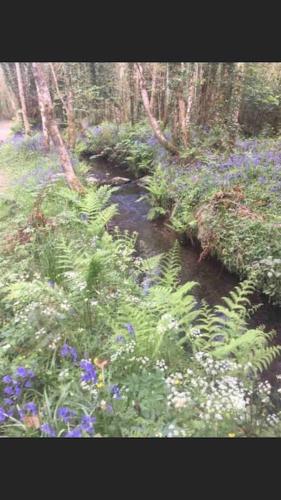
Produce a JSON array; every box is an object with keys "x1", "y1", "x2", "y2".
[{"x1": 158, "y1": 241, "x2": 181, "y2": 289}]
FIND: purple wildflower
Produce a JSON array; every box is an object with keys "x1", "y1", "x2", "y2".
[
  {"x1": 80, "y1": 360, "x2": 97, "y2": 384},
  {"x1": 0, "y1": 407, "x2": 7, "y2": 423},
  {"x1": 3, "y1": 398, "x2": 13, "y2": 406},
  {"x1": 80, "y1": 415, "x2": 96, "y2": 434},
  {"x1": 24, "y1": 402, "x2": 38, "y2": 415},
  {"x1": 14, "y1": 384, "x2": 22, "y2": 398},
  {"x1": 41, "y1": 423, "x2": 56, "y2": 437},
  {"x1": 16, "y1": 367, "x2": 29, "y2": 378},
  {"x1": 123, "y1": 323, "x2": 135, "y2": 336},
  {"x1": 115, "y1": 335, "x2": 125, "y2": 343},
  {"x1": 4, "y1": 386, "x2": 14, "y2": 396},
  {"x1": 57, "y1": 407, "x2": 76, "y2": 423},
  {"x1": 110, "y1": 385, "x2": 122, "y2": 400},
  {"x1": 60, "y1": 344, "x2": 78, "y2": 362},
  {"x1": 2, "y1": 375, "x2": 13, "y2": 384},
  {"x1": 64, "y1": 426, "x2": 82, "y2": 438}
]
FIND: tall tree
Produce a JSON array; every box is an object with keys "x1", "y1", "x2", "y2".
[
  {"x1": 15, "y1": 63, "x2": 31, "y2": 135},
  {"x1": 135, "y1": 63, "x2": 178, "y2": 155},
  {"x1": 227, "y1": 63, "x2": 245, "y2": 145},
  {"x1": 32, "y1": 63, "x2": 84, "y2": 192}
]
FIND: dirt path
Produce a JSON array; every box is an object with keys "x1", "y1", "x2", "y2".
[
  {"x1": 0, "y1": 120, "x2": 13, "y2": 142},
  {"x1": 0, "y1": 120, "x2": 13, "y2": 193}
]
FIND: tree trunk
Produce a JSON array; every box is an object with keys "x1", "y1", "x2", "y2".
[
  {"x1": 150, "y1": 63, "x2": 158, "y2": 115},
  {"x1": 135, "y1": 63, "x2": 178, "y2": 155},
  {"x1": 15, "y1": 63, "x2": 31, "y2": 136},
  {"x1": 50, "y1": 63, "x2": 77, "y2": 150},
  {"x1": 185, "y1": 64, "x2": 196, "y2": 144},
  {"x1": 66, "y1": 88, "x2": 76, "y2": 149},
  {"x1": 177, "y1": 64, "x2": 188, "y2": 147},
  {"x1": 32, "y1": 63, "x2": 84, "y2": 192},
  {"x1": 228, "y1": 63, "x2": 245, "y2": 146},
  {"x1": 33, "y1": 68, "x2": 51, "y2": 151},
  {"x1": 128, "y1": 63, "x2": 135, "y2": 125}
]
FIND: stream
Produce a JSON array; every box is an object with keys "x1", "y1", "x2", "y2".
[{"x1": 88, "y1": 158, "x2": 281, "y2": 382}]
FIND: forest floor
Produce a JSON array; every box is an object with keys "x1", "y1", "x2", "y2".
[{"x1": 0, "y1": 120, "x2": 12, "y2": 142}]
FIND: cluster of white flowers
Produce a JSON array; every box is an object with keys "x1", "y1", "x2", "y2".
[
  {"x1": 128, "y1": 356, "x2": 150, "y2": 367},
  {"x1": 256, "y1": 380, "x2": 271, "y2": 404},
  {"x1": 168, "y1": 390, "x2": 192, "y2": 410},
  {"x1": 13, "y1": 301, "x2": 39, "y2": 324},
  {"x1": 60, "y1": 300, "x2": 71, "y2": 312},
  {"x1": 110, "y1": 340, "x2": 136, "y2": 362},
  {"x1": 100, "y1": 400, "x2": 108, "y2": 410},
  {"x1": 156, "y1": 313, "x2": 179, "y2": 335},
  {"x1": 48, "y1": 334, "x2": 62, "y2": 350},
  {"x1": 166, "y1": 372, "x2": 184, "y2": 387},
  {"x1": 155, "y1": 359, "x2": 168, "y2": 372},
  {"x1": 80, "y1": 380, "x2": 98, "y2": 398},
  {"x1": 166, "y1": 423, "x2": 186, "y2": 437},
  {"x1": 43, "y1": 305, "x2": 59, "y2": 317},
  {"x1": 166, "y1": 373, "x2": 192, "y2": 410},
  {"x1": 35, "y1": 327, "x2": 47, "y2": 339}
]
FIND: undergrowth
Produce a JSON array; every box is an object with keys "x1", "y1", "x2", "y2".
[{"x1": 1, "y1": 138, "x2": 281, "y2": 437}]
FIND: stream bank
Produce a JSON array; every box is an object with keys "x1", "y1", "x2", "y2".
[{"x1": 86, "y1": 157, "x2": 281, "y2": 370}]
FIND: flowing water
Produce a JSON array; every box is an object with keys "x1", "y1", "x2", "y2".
[{"x1": 88, "y1": 158, "x2": 281, "y2": 381}]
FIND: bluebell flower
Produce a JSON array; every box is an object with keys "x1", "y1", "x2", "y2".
[
  {"x1": 80, "y1": 415, "x2": 96, "y2": 434},
  {"x1": 6, "y1": 407, "x2": 15, "y2": 417},
  {"x1": 80, "y1": 360, "x2": 97, "y2": 384},
  {"x1": 24, "y1": 402, "x2": 38, "y2": 415},
  {"x1": 14, "y1": 384, "x2": 22, "y2": 398},
  {"x1": 16, "y1": 367, "x2": 29, "y2": 378},
  {"x1": 0, "y1": 407, "x2": 7, "y2": 423},
  {"x1": 123, "y1": 323, "x2": 135, "y2": 336},
  {"x1": 24, "y1": 380, "x2": 33, "y2": 388},
  {"x1": 3, "y1": 398, "x2": 13, "y2": 406},
  {"x1": 60, "y1": 344, "x2": 78, "y2": 362},
  {"x1": 57, "y1": 407, "x2": 76, "y2": 423},
  {"x1": 2, "y1": 375, "x2": 13, "y2": 384},
  {"x1": 4, "y1": 386, "x2": 14, "y2": 396},
  {"x1": 64, "y1": 426, "x2": 82, "y2": 438},
  {"x1": 41, "y1": 423, "x2": 56, "y2": 437},
  {"x1": 110, "y1": 385, "x2": 122, "y2": 400}
]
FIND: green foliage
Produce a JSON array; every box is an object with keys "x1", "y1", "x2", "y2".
[
  {"x1": 140, "y1": 166, "x2": 174, "y2": 220},
  {"x1": 1, "y1": 144, "x2": 281, "y2": 438}
]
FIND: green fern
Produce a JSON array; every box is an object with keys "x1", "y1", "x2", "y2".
[{"x1": 157, "y1": 241, "x2": 182, "y2": 289}]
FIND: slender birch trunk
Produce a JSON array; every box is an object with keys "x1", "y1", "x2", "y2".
[
  {"x1": 15, "y1": 63, "x2": 31, "y2": 135},
  {"x1": 135, "y1": 63, "x2": 178, "y2": 155},
  {"x1": 32, "y1": 63, "x2": 83, "y2": 192},
  {"x1": 150, "y1": 63, "x2": 158, "y2": 115}
]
